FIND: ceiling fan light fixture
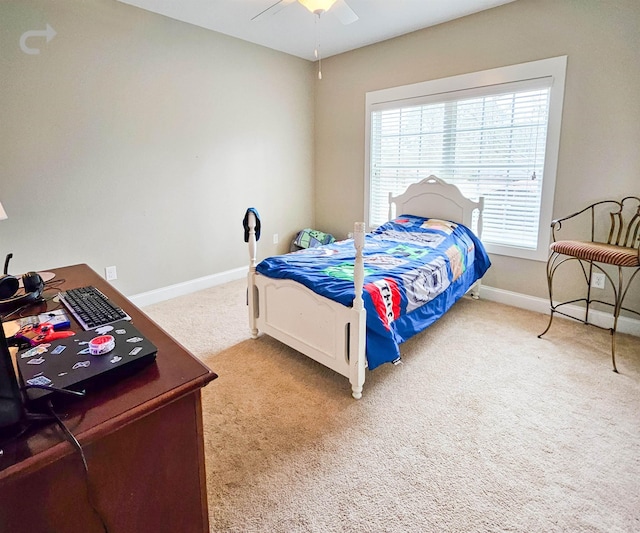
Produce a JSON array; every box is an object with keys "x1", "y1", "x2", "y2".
[{"x1": 299, "y1": 0, "x2": 338, "y2": 15}]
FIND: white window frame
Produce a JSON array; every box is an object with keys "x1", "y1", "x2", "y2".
[{"x1": 364, "y1": 56, "x2": 567, "y2": 262}]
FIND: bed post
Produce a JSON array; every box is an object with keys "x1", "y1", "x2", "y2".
[
  {"x1": 350, "y1": 222, "x2": 367, "y2": 399},
  {"x1": 388, "y1": 192, "x2": 394, "y2": 222},
  {"x1": 247, "y1": 211, "x2": 259, "y2": 339},
  {"x1": 470, "y1": 197, "x2": 485, "y2": 300}
]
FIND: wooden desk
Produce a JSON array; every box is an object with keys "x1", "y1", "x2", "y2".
[{"x1": 0, "y1": 264, "x2": 217, "y2": 532}]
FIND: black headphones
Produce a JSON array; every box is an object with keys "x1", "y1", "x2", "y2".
[{"x1": 0, "y1": 271, "x2": 45, "y2": 313}]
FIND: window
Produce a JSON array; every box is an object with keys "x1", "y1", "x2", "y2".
[{"x1": 365, "y1": 56, "x2": 567, "y2": 261}]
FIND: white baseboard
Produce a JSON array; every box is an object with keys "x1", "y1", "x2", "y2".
[
  {"x1": 130, "y1": 266, "x2": 248, "y2": 308},
  {"x1": 479, "y1": 285, "x2": 640, "y2": 337},
  {"x1": 130, "y1": 268, "x2": 640, "y2": 338}
]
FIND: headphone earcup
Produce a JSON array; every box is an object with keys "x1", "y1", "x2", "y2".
[
  {"x1": 0, "y1": 275, "x2": 19, "y2": 300},
  {"x1": 22, "y1": 272, "x2": 44, "y2": 299}
]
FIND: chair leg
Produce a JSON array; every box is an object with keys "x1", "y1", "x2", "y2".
[
  {"x1": 538, "y1": 253, "x2": 556, "y2": 339},
  {"x1": 609, "y1": 266, "x2": 624, "y2": 373},
  {"x1": 538, "y1": 311, "x2": 554, "y2": 339},
  {"x1": 610, "y1": 324, "x2": 619, "y2": 373}
]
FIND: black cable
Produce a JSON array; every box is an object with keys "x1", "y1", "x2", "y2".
[
  {"x1": 46, "y1": 401, "x2": 109, "y2": 533},
  {"x1": 43, "y1": 278, "x2": 67, "y2": 292},
  {"x1": 20, "y1": 384, "x2": 86, "y2": 397},
  {"x1": 0, "y1": 303, "x2": 31, "y2": 321}
]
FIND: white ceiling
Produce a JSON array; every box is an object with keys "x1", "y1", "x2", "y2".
[{"x1": 117, "y1": 0, "x2": 517, "y2": 61}]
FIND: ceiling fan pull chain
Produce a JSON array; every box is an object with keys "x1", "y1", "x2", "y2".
[{"x1": 315, "y1": 13, "x2": 322, "y2": 79}]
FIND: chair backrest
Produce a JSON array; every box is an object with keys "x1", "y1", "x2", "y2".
[{"x1": 600, "y1": 197, "x2": 640, "y2": 248}]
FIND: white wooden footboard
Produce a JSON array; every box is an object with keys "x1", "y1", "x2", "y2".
[{"x1": 247, "y1": 214, "x2": 366, "y2": 398}]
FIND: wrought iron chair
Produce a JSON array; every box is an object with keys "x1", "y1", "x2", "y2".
[{"x1": 538, "y1": 197, "x2": 640, "y2": 371}]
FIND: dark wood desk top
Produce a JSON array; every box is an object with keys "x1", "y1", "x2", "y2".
[{"x1": 0, "y1": 264, "x2": 217, "y2": 480}]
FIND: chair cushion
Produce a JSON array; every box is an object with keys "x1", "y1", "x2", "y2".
[{"x1": 551, "y1": 240, "x2": 640, "y2": 267}]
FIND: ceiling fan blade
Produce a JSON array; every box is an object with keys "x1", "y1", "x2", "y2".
[
  {"x1": 331, "y1": 0, "x2": 358, "y2": 25},
  {"x1": 251, "y1": 0, "x2": 297, "y2": 21}
]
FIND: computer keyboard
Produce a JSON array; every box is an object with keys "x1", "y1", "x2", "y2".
[{"x1": 58, "y1": 286, "x2": 131, "y2": 330}]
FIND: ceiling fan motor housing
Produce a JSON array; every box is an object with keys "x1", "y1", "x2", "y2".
[{"x1": 299, "y1": 0, "x2": 338, "y2": 16}]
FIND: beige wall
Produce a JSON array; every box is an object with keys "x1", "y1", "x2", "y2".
[
  {"x1": 1, "y1": 0, "x2": 315, "y2": 295},
  {"x1": 315, "y1": 0, "x2": 640, "y2": 305}
]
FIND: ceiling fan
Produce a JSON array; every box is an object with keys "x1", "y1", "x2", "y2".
[{"x1": 252, "y1": 0, "x2": 359, "y2": 25}]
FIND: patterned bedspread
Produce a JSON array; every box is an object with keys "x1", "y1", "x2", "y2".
[{"x1": 256, "y1": 215, "x2": 491, "y2": 370}]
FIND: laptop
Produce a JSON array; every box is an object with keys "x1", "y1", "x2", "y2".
[{"x1": 16, "y1": 320, "x2": 157, "y2": 402}]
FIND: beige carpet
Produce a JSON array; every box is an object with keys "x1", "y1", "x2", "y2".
[{"x1": 144, "y1": 280, "x2": 640, "y2": 533}]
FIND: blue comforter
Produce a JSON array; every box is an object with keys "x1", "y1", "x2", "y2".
[{"x1": 257, "y1": 215, "x2": 491, "y2": 370}]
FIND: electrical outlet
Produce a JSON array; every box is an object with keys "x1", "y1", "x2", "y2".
[
  {"x1": 273, "y1": 233, "x2": 279, "y2": 244},
  {"x1": 105, "y1": 265, "x2": 117, "y2": 281},
  {"x1": 591, "y1": 272, "x2": 605, "y2": 289}
]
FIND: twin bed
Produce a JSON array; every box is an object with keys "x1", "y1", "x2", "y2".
[{"x1": 246, "y1": 176, "x2": 491, "y2": 398}]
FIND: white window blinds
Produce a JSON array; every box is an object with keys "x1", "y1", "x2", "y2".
[{"x1": 369, "y1": 81, "x2": 551, "y2": 250}]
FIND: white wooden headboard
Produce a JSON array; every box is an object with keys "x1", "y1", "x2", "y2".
[{"x1": 388, "y1": 175, "x2": 484, "y2": 238}]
